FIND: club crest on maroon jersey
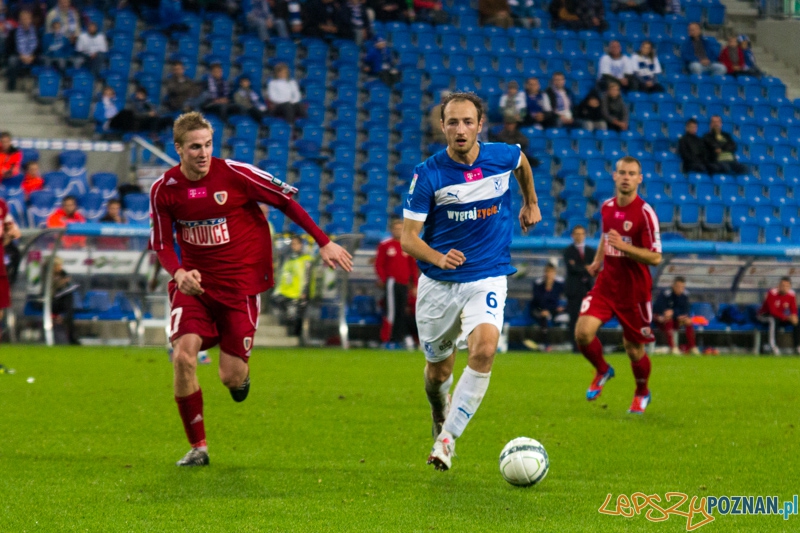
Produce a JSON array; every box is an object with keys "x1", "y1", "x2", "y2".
[
  {"x1": 214, "y1": 191, "x2": 228, "y2": 205},
  {"x1": 623, "y1": 221, "x2": 632, "y2": 231},
  {"x1": 243, "y1": 337, "x2": 252, "y2": 351}
]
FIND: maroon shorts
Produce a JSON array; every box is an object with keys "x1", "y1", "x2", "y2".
[
  {"x1": 579, "y1": 290, "x2": 654, "y2": 344},
  {"x1": 168, "y1": 281, "x2": 261, "y2": 361},
  {"x1": 0, "y1": 276, "x2": 9, "y2": 309}
]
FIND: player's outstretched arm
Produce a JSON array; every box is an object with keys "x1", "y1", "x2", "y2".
[
  {"x1": 586, "y1": 231, "x2": 605, "y2": 277},
  {"x1": 319, "y1": 241, "x2": 353, "y2": 272},
  {"x1": 513, "y1": 154, "x2": 541, "y2": 233},
  {"x1": 606, "y1": 229, "x2": 662, "y2": 266},
  {"x1": 401, "y1": 218, "x2": 464, "y2": 270}
]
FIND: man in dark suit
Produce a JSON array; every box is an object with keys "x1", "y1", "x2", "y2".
[{"x1": 563, "y1": 225, "x2": 595, "y2": 352}]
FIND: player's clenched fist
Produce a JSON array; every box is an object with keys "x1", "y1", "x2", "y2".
[
  {"x1": 606, "y1": 229, "x2": 627, "y2": 252},
  {"x1": 320, "y1": 242, "x2": 354, "y2": 272},
  {"x1": 437, "y1": 249, "x2": 465, "y2": 270},
  {"x1": 519, "y1": 203, "x2": 542, "y2": 233},
  {"x1": 175, "y1": 269, "x2": 204, "y2": 296}
]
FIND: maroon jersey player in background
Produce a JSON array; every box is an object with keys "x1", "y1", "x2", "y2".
[
  {"x1": 150, "y1": 112, "x2": 353, "y2": 466},
  {"x1": 574, "y1": 156, "x2": 662, "y2": 415}
]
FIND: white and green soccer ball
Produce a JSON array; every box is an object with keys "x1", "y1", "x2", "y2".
[{"x1": 499, "y1": 437, "x2": 549, "y2": 487}]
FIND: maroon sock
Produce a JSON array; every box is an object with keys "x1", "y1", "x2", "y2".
[
  {"x1": 580, "y1": 337, "x2": 609, "y2": 374},
  {"x1": 631, "y1": 355, "x2": 651, "y2": 396},
  {"x1": 685, "y1": 324, "x2": 696, "y2": 349},
  {"x1": 661, "y1": 320, "x2": 675, "y2": 348},
  {"x1": 176, "y1": 388, "x2": 206, "y2": 448}
]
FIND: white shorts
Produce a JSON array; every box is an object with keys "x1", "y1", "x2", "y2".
[{"x1": 416, "y1": 274, "x2": 507, "y2": 363}]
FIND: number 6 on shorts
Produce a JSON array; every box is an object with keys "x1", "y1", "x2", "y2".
[
  {"x1": 580, "y1": 296, "x2": 592, "y2": 314},
  {"x1": 486, "y1": 292, "x2": 497, "y2": 309}
]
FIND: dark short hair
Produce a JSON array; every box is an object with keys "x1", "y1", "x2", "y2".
[
  {"x1": 0, "y1": 131, "x2": 10, "y2": 139},
  {"x1": 781, "y1": 276, "x2": 792, "y2": 283},
  {"x1": 545, "y1": 263, "x2": 556, "y2": 270},
  {"x1": 290, "y1": 234, "x2": 303, "y2": 243},
  {"x1": 686, "y1": 118, "x2": 698, "y2": 125},
  {"x1": 107, "y1": 199, "x2": 121, "y2": 207},
  {"x1": 389, "y1": 216, "x2": 403, "y2": 226},
  {"x1": 674, "y1": 276, "x2": 686, "y2": 284},
  {"x1": 63, "y1": 195, "x2": 78, "y2": 204},
  {"x1": 23, "y1": 160, "x2": 37, "y2": 171},
  {"x1": 551, "y1": 71, "x2": 565, "y2": 78},
  {"x1": 571, "y1": 225, "x2": 585, "y2": 232},
  {"x1": 710, "y1": 115, "x2": 722, "y2": 121},
  {"x1": 615, "y1": 156, "x2": 642, "y2": 172},
  {"x1": 440, "y1": 91, "x2": 484, "y2": 123}
]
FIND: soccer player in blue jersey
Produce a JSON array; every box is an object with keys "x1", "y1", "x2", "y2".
[{"x1": 401, "y1": 92, "x2": 542, "y2": 471}]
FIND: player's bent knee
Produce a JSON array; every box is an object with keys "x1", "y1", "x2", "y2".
[{"x1": 172, "y1": 348, "x2": 197, "y2": 374}]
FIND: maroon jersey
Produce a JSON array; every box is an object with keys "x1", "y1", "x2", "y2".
[
  {"x1": 0, "y1": 199, "x2": 10, "y2": 277},
  {"x1": 760, "y1": 288, "x2": 798, "y2": 320},
  {"x1": 375, "y1": 238, "x2": 417, "y2": 285},
  {"x1": 150, "y1": 158, "x2": 329, "y2": 294},
  {"x1": 594, "y1": 195, "x2": 661, "y2": 304}
]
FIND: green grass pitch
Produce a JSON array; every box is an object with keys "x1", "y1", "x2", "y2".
[{"x1": 1, "y1": 346, "x2": 798, "y2": 532}]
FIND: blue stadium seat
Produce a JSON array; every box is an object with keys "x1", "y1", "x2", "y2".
[
  {"x1": 678, "y1": 202, "x2": 701, "y2": 229},
  {"x1": 113, "y1": 10, "x2": 137, "y2": 35},
  {"x1": 123, "y1": 193, "x2": 150, "y2": 225},
  {"x1": 738, "y1": 224, "x2": 761, "y2": 243},
  {"x1": 208, "y1": 14, "x2": 234, "y2": 41},
  {"x1": 67, "y1": 93, "x2": 91, "y2": 124},
  {"x1": 43, "y1": 171, "x2": 69, "y2": 198},
  {"x1": 91, "y1": 173, "x2": 118, "y2": 200},
  {"x1": 27, "y1": 190, "x2": 57, "y2": 227},
  {"x1": 36, "y1": 69, "x2": 61, "y2": 102},
  {"x1": 703, "y1": 203, "x2": 725, "y2": 229},
  {"x1": 80, "y1": 192, "x2": 105, "y2": 222}
]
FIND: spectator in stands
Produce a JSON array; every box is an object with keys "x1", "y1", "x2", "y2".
[
  {"x1": 597, "y1": 40, "x2": 632, "y2": 92},
  {"x1": 549, "y1": 0, "x2": 581, "y2": 30},
  {"x1": 233, "y1": 76, "x2": 268, "y2": 123},
  {"x1": 499, "y1": 80, "x2": 526, "y2": 124},
  {"x1": 368, "y1": 0, "x2": 413, "y2": 22},
  {"x1": 363, "y1": 36, "x2": 400, "y2": 87},
  {"x1": 303, "y1": 0, "x2": 352, "y2": 41},
  {"x1": 0, "y1": 0, "x2": 13, "y2": 67},
  {"x1": 21, "y1": 160, "x2": 44, "y2": 198},
  {"x1": 524, "y1": 262, "x2": 566, "y2": 351},
  {"x1": 574, "y1": 93, "x2": 606, "y2": 131},
  {"x1": 248, "y1": 0, "x2": 289, "y2": 42},
  {"x1": 629, "y1": 40, "x2": 664, "y2": 93},
  {"x1": 5, "y1": 9, "x2": 39, "y2": 92},
  {"x1": 654, "y1": 277, "x2": 699, "y2": 355},
  {"x1": 93, "y1": 86, "x2": 122, "y2": 134},
  {"x1": 719, "y1": 35, "x2": 758, "y2": 77},
  {"x1": 164, "y1": 60, "x2": 201, "y2": 114},
  {"x1": 128, "y1": 86, "x2": 173, "y2": 135},
  {"x1": 45, "y1": 0, "x2": 81, "y2": 44},
  {"x1": 42, "y1": 20, "x2": 75, "y2": 72},
  {"x1": 738, "y1": 35, "x2": 761, "y2": 77},
  {"x1": 273, "y1": 0, "x2": 304, "y2": 40},
  {"x1": 682, "y1": 22, "x2": 726, "y2": 76},
  {"x1": 758, "y1": 277, "x2": 800, "y2": 355},
  {"x1": 543, "y1": 72, "x2": 575, "y2": 127},
  {"x1": 703, "y1": 115, "x2": 748, "y2": 175},
  {"x1": 346, "y1": 0, "x2": 371, "y2": 45},
  {"x1": 563, "y1": 225, "x2": 594, "y2": 352},
  {"x1": 610, "y1": 0, "x2": 647, "y2": 14},
  {"x1": 200, "y1": 62, "x2": 238, "y2": 121},
  {"x1": 575, "y1": 0, "x2": 607, "y2": 32},
  {"x1": 490, "y1": 116, "x2": 540, "y2": 167},
  {"x1": 479, "y1": 0, "x2": 514, "y2": 29},
  {"x1": 522, "y1": 77, "x2": 550, "y2": 129},
  {"x1": 678, "y1": 118, "x2": 711, "y2": 173},
  {"x1": 99, "y1": 198, "x2": 126, "y2": 223},
  {"x1": 47, "y1": 195, "x2": 87, "y2": 249},
  {"x1": 414, "y1": 0, "x2": 450, "y2": 24},
  {"x1": 0, "y1": 132, "x2": 22, "y2": 179},
  {"x1": 509, "y1": 0, "x2": 537, "y2": 29},
  {"x1": 272, "y1": 235, "x2": 313, "y2": 337},
  {"x1": 266, "y1": 62, "x2": 306, "y2": 123},
  {"x1": 600, "y1": 82, "x2": 629, "y2": 132},
  {"x1": 75, "y1": 20, "x2": 108, "y2": 77}
]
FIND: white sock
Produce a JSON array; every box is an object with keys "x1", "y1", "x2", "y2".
[
  {"x1": 442, "y1": 366, "x2": 491, "y2": 439},
  {"x1": 425, "y1": 370, "x2": 453, "y2": 419}
]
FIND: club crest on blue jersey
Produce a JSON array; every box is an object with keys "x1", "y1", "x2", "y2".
[{"x1": 214, "y1": 191, "x2": 228, "y2": 205}]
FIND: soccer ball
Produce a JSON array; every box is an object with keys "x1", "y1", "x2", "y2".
[{"x1": 499, "y1": 437, "x2": 549, "y2": 487}]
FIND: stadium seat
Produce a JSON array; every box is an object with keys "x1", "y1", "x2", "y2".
[
  {"x1": 27, "y1": 190, "x2": 57, "y2": 227},
  {"x1": 80, "y1": 192, "x2": 105, "y2": 222},
  {"x1": 123, "y1": 193, "x2": 150, "y2": 225},
  {"x1": 738, "y1": 224, "x2": 761, "y2": 244},
  {"x1": 43, "y1": 171, "x2": 69, "y2": 198}
]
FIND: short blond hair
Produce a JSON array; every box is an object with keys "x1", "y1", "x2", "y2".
[{"x1": 173, "y1": 111, "x2": 214, "y2": 146}]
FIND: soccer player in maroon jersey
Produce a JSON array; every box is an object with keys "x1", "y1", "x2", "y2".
[
  {"x1": 574, "y1": 156, "x2": 662, "y2": 414},
  {"x1": 150, "y1": 112, "x2": 353, "y2": 466},
  {"x1": 375, "y1": 217, "x2": 417, "y2": 348},
  {"x1": 0, "y1": 198, "x2": 22, "y2": 340}
]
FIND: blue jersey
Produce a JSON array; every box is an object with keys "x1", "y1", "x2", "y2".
[{"x1": 403, "y1": 142, "x2": 522, "y2": 283}]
